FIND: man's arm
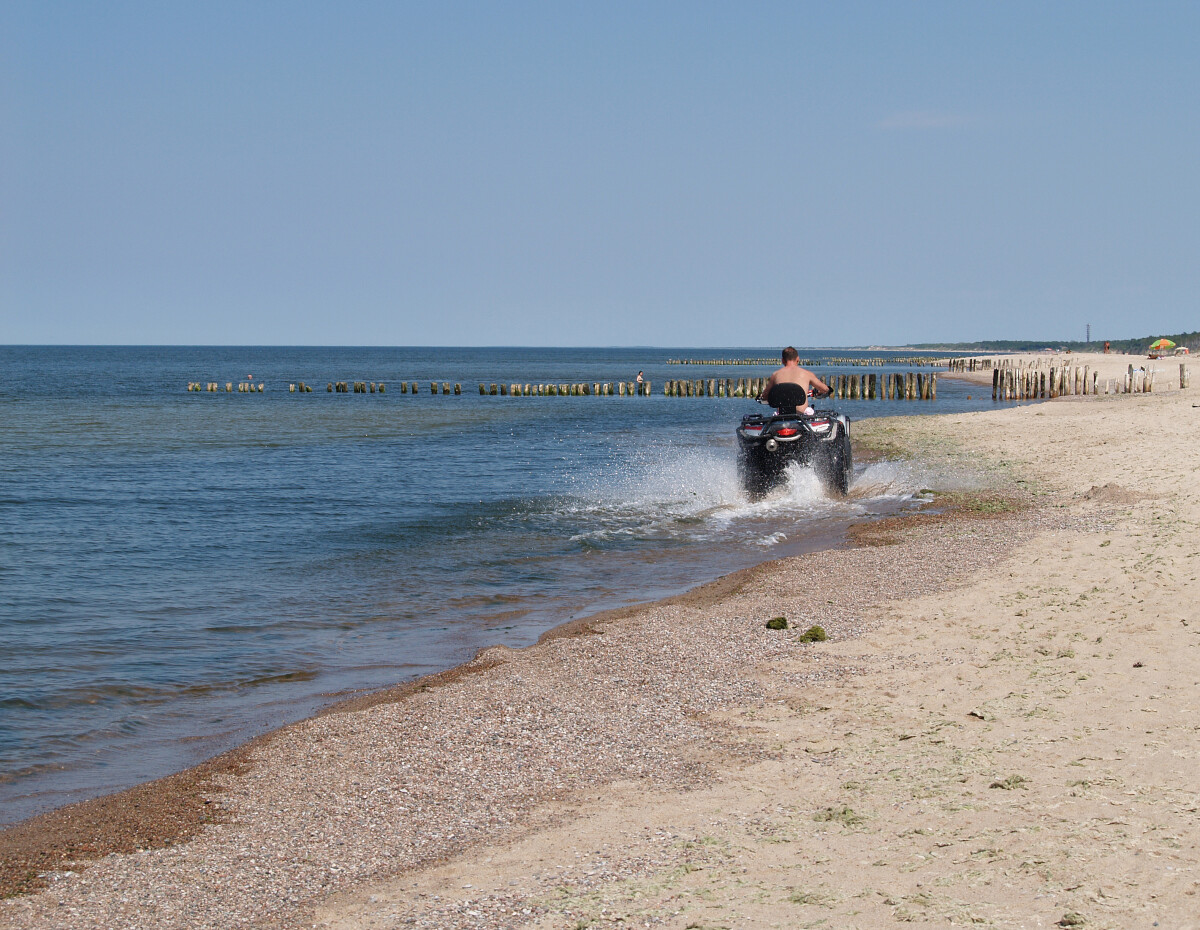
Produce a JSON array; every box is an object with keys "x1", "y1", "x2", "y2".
[
  {"x1": 801, "y1": 367, "x2": 830, "y2": 398},
  {"x1": 757, "y1": 371, "x2": 777, "y2": 402}
]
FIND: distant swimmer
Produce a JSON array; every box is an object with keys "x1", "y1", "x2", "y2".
[
  {"x1": 758, "y1": 347, "x2": 830, "y2": 415},
  {"x1": 636, "y1": 371, "x2": 644, "y2": 384}
]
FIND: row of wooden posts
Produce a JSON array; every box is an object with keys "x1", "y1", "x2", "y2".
[
  {"x1": 664, "y1": 372, "x2": 936, "y2": 400},
  {"x1": 189, "y1": 381, "x2": 449, "y2": 393},
  {"x1": 188, "y1": 382, "x2": 264, "y2": 392},
  {"x1": 317, "y1": 364, "x2": 1189, "y2": 400},
  {"x1": 1100, "y1": 363, "x2": 1190, "y2": 394},
  {"x1": 474, "y1": 373, "x2": 938, "y2": 400},
  {"x1": 332, "y1": 381, "x2": 389, "y2": 393},
  {"x1": 956, "y1": 357, "x2": 1084, "y2": 373},
  {"x1": 315, "y1": 373, "x2": 939, "y2": 399},
  {"x1": 331, "y1": 381, "x2": 462, "y2": 394},
  {"x1": 949, "y1": 358, "x2": 1000, "y2": 372},
  {"x1": 990, "y1": 364, "x2": 1191, "y2": 400},
  {"x1": 668, "y1": 356, "x2": 950, "y2": 367},
  {"x1": 992, "y1": 366, "x2": 1095, "y2": 400},
  {"x1": 476, "y1": 375, "x2": 938, "y2": 399},
  {"x1": 480, "y1": 381, "x2": 651, "y2": 396},
  {"x1": 192, "y1": 362, "x2": 1189, "y2": 401},
  {"x1": 189, "y1": 381, "x2": 641, "y2": 396},
  {"x1": 187, "y1": 371, "x2": 940, "y2": 400},
  {"x1": 838, "y1": 372, "x2": 937, "y2": 400},
  {"x1": 667, "y1": 357, "x2": 779, "y2": 366}
]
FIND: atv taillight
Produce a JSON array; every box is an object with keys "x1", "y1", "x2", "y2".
[
  {"x1": 775, "y1": 427, "x2": 800, "y2": 437},
  {"x1": 809, "y1": 419, "x2": 831, "y2": 433},
  {"x1": 743, "y1": 425, "x2": 762, "y2": 432}
]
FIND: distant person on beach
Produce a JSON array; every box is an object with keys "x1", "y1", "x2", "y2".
[{"x1": 758, "y1": 347, "x2": 830, "y2": 414}]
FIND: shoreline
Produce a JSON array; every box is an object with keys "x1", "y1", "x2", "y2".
[
  {"x1": 2, "y1": 483, "x2": 883, "y2": 831},
  {"x1": 0, "y1": 426, "x2": 998, "y2": 901},
  {"x1": 0, "y1": 511, "x2": 868, "y2": 880},
  {"x1": 4, "y1": 379, "x2": 1199, "y2": 927},
  {"x1": 0, "y1": 494, "x2": 917, "y2": 899},
  {"x1": 0, "y1": 506, "x2": 868, "y2": 892}
]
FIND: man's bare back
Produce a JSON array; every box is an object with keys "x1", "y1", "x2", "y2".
[{"x1": 758, "y1": 347, "x2": 830, "y2": 410}]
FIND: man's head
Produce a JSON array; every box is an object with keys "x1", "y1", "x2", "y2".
[{"x1": 782, "y1": 346, "x2": 799, "y2": 364}]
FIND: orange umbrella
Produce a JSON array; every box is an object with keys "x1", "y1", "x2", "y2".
[{"x1": 1149, "y1": 338, "x2": 1176, "y2": 351}]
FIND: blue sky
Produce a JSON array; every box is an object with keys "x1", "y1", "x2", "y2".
[{"x1": 2, "y1": 1, "x2": 1197, "y2": 346}]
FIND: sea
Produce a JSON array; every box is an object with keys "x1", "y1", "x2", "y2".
[{"x1": 0, "y1": 346, "x2": 1005, "y2": 825}]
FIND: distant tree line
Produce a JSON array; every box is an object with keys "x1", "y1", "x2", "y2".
[{"x1": 909, "y1": 330, "x2": 1200, "y2": 354}]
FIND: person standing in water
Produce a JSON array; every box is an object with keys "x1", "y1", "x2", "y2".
[{"x1": 758, "y1": 347, "x2": 830, "y2": 414}]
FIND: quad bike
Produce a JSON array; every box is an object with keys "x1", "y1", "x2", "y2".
[{"x1": 735, "y1": 384, "x2": 852, "y2": 499}]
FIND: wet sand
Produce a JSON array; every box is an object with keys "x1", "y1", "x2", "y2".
[{"x1": 3, "y1": 360, "x2": 1199, "y2": 928}]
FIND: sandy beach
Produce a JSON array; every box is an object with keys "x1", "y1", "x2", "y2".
[{"x1": 3, "y1": 351, "x2": 1198, "y2": 929}]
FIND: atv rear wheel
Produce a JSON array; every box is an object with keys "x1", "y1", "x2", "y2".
[
  {"x1": 738, "y1": 444, "x2": 784, "y2": 501},
  {"x1": 815, "y1": 431, "x2": 852, "y2": 497}
]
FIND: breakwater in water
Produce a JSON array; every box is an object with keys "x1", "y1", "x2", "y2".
[
  {"x1": 180, "y1": 372, "x2": 940, "y2": 401},
  {"x1": 661, "y1": 373, "x2": 936, "y2": 400}
]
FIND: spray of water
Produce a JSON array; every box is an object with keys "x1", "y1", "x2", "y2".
[{"x1": 557, "y1": 441, "x2": 927, "y2": 549}]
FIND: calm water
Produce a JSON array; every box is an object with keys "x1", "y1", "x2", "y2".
[{"x1": 0, "y1": 346, "x2": 1001, "y2": 823}]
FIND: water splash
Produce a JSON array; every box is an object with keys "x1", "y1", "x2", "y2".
[{"x1": 559, "y1": 441, "x2": 923, "y2": 550}]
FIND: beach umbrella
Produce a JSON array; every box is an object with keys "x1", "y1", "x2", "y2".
[{"x1": 1149, "y1": 338, "x2": 1176, "y2": 351}]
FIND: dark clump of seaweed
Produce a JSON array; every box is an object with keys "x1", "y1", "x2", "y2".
[{"x1": 765, "y1": 618, "x2": 826, "y2": 642}]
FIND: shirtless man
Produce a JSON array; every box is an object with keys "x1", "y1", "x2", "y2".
[{"x1": 757, "y1": 346, "x2": 831, "y2": 413}]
